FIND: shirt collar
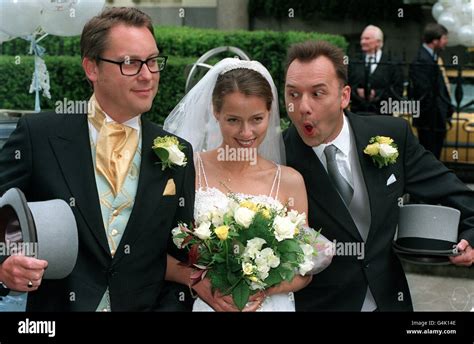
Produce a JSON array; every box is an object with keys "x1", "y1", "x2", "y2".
[
  {"x1": 103, "y1": 111, "x2": 141, "y2": 131},
  {"x1": 365, "y1": 49, "x2": 382, "y2": 63},
  {"x1": 422, "y1": 43, "x2": 436, "y2": 58},
  {"x1": 312, "y1": 114, "x2": 351, "y2": 161}
]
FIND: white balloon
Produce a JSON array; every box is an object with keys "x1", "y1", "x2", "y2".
[
  {"x1": 438, "y1": 0, "x2": 451, "y2": 7},
  {"x1": 459, "y1": 1, "x2": 473, "y2": 25},
  {"x1": 432, "y1": 2, "x2": 444, "y2": 21},
  {"x1": 0, "y1": 0, "x2": 42, "y2": 36},
  {"x1": 0, "y1": 30, "x2": 14, "y2": 44},
  {"x1": 439, "y1": 0, "x2": 462, "y2": 8},
  {"x1": 438, "y1": 11, "x2": 459, "y2": 32},
  {"x1": 39, "y1": 0, "x2": 105, "y2": 37},
  {"x1": 458, "y1": 25, "x2": 474, "y2": 47},
  {"x1": 447, "y1": 30, "x2": 461, "y2": 46}
]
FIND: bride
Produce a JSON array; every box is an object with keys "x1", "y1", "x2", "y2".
[{"x1": 164, "y1": 58, "x2": 332, "y2": 311}]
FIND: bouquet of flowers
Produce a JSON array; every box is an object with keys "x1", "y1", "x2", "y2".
[{"x1": 172, "y1": 194, "x2": 328, "y2": 310}]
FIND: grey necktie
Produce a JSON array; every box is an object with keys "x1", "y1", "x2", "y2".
[{"x1": 324, "y1": 145, "x2": 354, "y2": 206}]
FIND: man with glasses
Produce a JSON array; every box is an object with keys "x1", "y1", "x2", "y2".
[{"x1": 0, "y1": 7, "x2": 196, "y2": 311}]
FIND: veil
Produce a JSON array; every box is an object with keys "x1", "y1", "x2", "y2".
[{"x1": 163, "y1": 58, "x2": 286, "y2": 165}]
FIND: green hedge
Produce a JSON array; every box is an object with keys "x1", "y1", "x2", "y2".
[
  {"x1": 1, "y1": 26, "x2": 347, "y2": 60},
  {"x1": 0, "y1": 55, "x2": 194, "y2": 125},
  {"x1": 0, "y1": 26, "x2": 347, "y2": 124}
]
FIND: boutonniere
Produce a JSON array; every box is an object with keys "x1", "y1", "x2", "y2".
[
  {"x1": 152, "y1": 136, "x2": 187, "y2": 170},
  {"x1": 363, "y1": 136, "x2": 399, "y2": 168}
]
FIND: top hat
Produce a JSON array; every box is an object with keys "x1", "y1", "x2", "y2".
[
  {"x1": 394, "y1": 204, "x2": 460, "y2": 265},
  {"x1": 0, "y1": 188, "x2": 78, "y2": 279}
]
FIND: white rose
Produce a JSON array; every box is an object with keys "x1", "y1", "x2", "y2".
[
  {"x1": 234, "y1": 207, "x2": 256, "y2": 228},
  {"x1": 300, "y1": 243, "x2": 314, "y2": 257},
  {"x1": 378, "y1": 143, "x2": 397, "y2": 158},
  {"x1": 193, "y1": 221, "x2": 212, "y2": 240},
  {"x1": 167, "y1": 144, "x2": 187, "y2": 166},
  {"x1": 211, "y1": 209, "x2": 225, "y2": 227},
  {"x1": 299, "y1": 259, "x2": 315, "y2": 276},
  {"x1": 244, "y1": 238, "x2": 266, "y2": 259},
  {"x1": 273, "y1": 215, "x2": 297, "y2": 241},
  {"x1": 171, "y1": 227, "x2": 184, "y2": 248},
  {"x1": 288, "y1": 209, "x2": 306, "y2": 227},
  {"x1": 259, "y1": 247, "x2": 280, "y2": 268}
]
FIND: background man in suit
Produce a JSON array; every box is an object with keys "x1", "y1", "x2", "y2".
[
  {"x1": 409, "y1": 23, "x2": 453, "y2": 159},
  {"x1": 283, "y1": 40, "x2": 474, "y2": 311},
  {"x1": 349, "y1": 25, "x2": 403, "y2": 116},
  {"x1": 0, "y1": 7, "x2": 195, "y2": 311}
]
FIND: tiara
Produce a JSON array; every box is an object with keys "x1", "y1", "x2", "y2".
[{"x1": 218, "y1": 58, "x2": 266, "y2": 76}]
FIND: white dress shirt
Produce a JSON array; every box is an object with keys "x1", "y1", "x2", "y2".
[
  {"x1": 312, "y1": 114, "x2": 354, "y2": 189},
  {"x1": 88, "y1": 112, "x2": 141, "y2": 145},
  {"x1": 365, "y1": 49, "x2": 382, "y2": 74}
]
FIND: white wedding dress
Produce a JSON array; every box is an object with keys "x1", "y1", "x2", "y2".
[
  {"x1": 193, "y1": 154, "x2": 295, "y2": 312},
  {"x1": 191, "y1": 154, "x2": 333, "y2": 312}
]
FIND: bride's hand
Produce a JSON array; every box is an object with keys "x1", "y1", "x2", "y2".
[
  {"x1": 192, "y1": 278, "x2": 239, "y2": 312},
  {"x1": 242, "y1": 291, "x2": 266, "y2": 312},
  {"x1": 265, "y1": 274, "x2": 313, "y2": 296}
]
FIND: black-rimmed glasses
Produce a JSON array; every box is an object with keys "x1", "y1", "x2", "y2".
[{"x1": 98, "y1": 55, "x2": 168, "y2": 76}]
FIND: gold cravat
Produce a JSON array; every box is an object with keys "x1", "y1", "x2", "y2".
[
  {"x1": 437, "y1": 57, "x2": 451, "y2": 97},
  {"x1": 88, "y1": 95, "x2": 139, "y2": 196}
]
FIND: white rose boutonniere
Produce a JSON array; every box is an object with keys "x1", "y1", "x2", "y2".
[
  {"x1": 152, "y1": 135, "x2": 187, "y2": 170},
  {"x1": 363, "y1": 136, "x2": 399, "y2": 168}
]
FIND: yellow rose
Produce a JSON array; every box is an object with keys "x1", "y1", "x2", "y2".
[
  {"x1": 214, "y1": 225, "x2": 229, "y2": 240},
  {"x1": 248, "y1": 276, "x2": 259, "y2": 282},
  {"x1": 364, "y1": 143, "x2": 380, "y2": 156},
  {"x1": 376, "y1": 136, "x2": 394, "y2": 145},
  {"x1": 242, "y1": 262, "x2": 254, "y2": 275},
  {"x1": 260, "y1": 208, "x2": 271, "y2": 219},
  {"x1": 240, "y1": 200, "x2": 258, "y2": 212}
]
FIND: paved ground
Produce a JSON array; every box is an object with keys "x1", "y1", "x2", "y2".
[{"x1": 407, "y1": 273, "x2": 474, "y2": 311}]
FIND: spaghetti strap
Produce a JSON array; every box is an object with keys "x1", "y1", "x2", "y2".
[
  {"x1": 269, "y1": 163, "x2": 281, "y2": 199},
  {"x1": 195, "y1": 152, "x2": 209, "y2": 189}
]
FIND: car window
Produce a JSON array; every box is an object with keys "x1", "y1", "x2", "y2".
[{"x1": 0, "y1": 120, "x2": 18, "y2": 150}]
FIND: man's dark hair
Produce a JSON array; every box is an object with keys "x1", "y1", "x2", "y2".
[
  {"x1": 286, "y1": 40, "x2": 348, "y2": 86},
  {"x1": 80, "y1": 7, "x2": 154, "y2": 61},
  {"x1": 423, "y1": 23, "x2": 448, "y2": 44}
]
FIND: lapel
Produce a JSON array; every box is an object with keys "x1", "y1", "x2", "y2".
[
  {"x1": 113, "y1": 117, "x2": 171, "y2": 262},
  {"x1": 49, "y1": 114, "x2": 110, "y2": 254},
  {"x1": 345, "y1": 111, "x2": 389, "y2": 242},
  {"x1": 288, "y1": 126, "x2": 362, "y2": 242}
]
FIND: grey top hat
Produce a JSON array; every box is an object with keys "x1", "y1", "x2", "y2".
[
  {"x1": 395, "y1": 204, "x2": 460, "y2": 254},
  {"x1": 0, "y1": 188, "x2": 78, "y2": 279}
]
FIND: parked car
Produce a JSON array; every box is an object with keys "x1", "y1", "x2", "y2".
[{"x1": 0, "y1": 119, "x2": 18, "y2": 150}]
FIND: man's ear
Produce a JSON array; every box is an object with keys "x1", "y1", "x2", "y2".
[
  {"x1": 341, "y1": 85, "x2": 351, "y2": 109},
  {"x1": 82, "y1": 57, "x2": 99, "y2": 83}
]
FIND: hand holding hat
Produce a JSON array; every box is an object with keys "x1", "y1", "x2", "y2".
[
  {"x1": 0, "y1": 188, "x2": 78, "y2": 293},
  {"x1": 449, "y1": 239, "x2": 474, "y2": 267}
]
